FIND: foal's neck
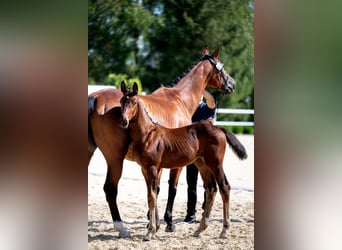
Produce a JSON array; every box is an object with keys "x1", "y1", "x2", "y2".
[{"x1": 130, "y1": 99, "x2": 157, "y2": 141}]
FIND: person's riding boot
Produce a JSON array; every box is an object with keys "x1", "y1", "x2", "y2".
[
  {"x1": 184, "y1": 214, "x2": 196, "y2": 223},
  {"x1": 184, "y1": 182, "x2": 197, "y2": 223},
  {"x1": 184, "y1": 164, "x2": 198, "y2": 223}
]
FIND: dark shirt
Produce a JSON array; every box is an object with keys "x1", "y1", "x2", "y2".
[{"x1": 192, "y1": 102, "x2": 216, "y2": 122}]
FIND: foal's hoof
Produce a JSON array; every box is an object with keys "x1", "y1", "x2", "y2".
[
  {"x1": 219, "y1": 225, "x2": 229, "y2": 239},
  {"x1": 147, "y1": 223, "x2": 160, "y2": 232},
  {"x1": 143, "y1": 232, "x2": 153, "y2": 241},
  {"x1": 165, "y1": 223, "x2": 176, "y2": 232},
  {"x1": 220, "y1": 230, "x2": 228, "y2": 239},
  {"x1": 193, "y1": 229, "x2": 202, "y2": 238}
]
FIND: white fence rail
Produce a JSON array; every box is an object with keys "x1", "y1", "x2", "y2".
[{"x1": 215, "y1": 108, "x2": 254, "y2": 127}]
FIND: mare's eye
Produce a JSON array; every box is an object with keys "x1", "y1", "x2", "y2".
[{"x1": 131, "y1": 100, "x2": 136, "y2": 105}]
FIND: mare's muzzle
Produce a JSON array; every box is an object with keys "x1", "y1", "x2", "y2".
[{"x1": 222, "y1": 75, "x2": 235, "y2": 95}]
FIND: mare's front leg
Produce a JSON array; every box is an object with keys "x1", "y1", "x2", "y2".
[
  {"x1": 142, "y1": 166, "x2": 159, "y2": 241},
  {"x1": 164, "y1": 168, "x2": 183, "y2": 232},
  {"x1": 103, "y1": 160, "x2": 130, "y2": 238},
  {"x1": 95, "y1": 107, "x2": 130, "y2": 238},
  {"x1": 193, "y1": 160, "x2": 217, "y2": 237}
]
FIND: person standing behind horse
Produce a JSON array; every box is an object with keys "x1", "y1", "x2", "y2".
[{"x1": 184, "y1": 90, "x2": 220, "y2": 223}]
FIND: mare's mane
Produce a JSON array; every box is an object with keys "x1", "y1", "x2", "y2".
[
  {"x1": 170, "y1": 54, "x2": 216, "y2": 86},
  {"x1": 170, "y1": 60, "x2": 199, "y2": 86},
  {"x1": 169, "y1": 54, "x2": 214, "y2": 87}
]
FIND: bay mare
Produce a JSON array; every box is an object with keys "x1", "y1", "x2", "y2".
[
  {"x1": 119, "y1": 82, "x2": 247, "y2": 240},
  {"x1": 88, "y1": 47, "x2": 235, "y2": 237}
]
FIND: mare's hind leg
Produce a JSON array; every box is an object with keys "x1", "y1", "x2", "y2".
[
  {"x1": 193, "y1": 159, "x2": 217, "y2": 237},
  {"x1": 87, "y1": 142, "x2": 96, "y2": 166},
  {"x1": 164, "y1": 168, "x2": 183, "y2": 232}
]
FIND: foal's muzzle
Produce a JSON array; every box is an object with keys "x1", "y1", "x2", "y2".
[{"x1": 119, "y1": 118, "x2": 129, "y2": 128}]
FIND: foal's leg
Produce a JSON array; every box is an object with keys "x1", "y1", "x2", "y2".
[
  {"x1": 164, "y1": 168, "x2": 183, "y2": 232},
  {"x1": 213, "y1": 168, "x2": 231, "y2": 238},
  {"x1": 147, "y1": 169, "x2": 161, "y2": 230},
  {"x1": 194, "y1": 160, "x2": 217, "y2": 237},
  {"x1": 142, "y1": 166, "x2": 159, "y2": 241},
  {"x1": 155, "y1": 169, "x2": 162, "y2": 231}
]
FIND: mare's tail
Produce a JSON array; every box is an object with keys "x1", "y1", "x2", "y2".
[
  {"x1": 88, "y1": 95, "x2": 97, "y2": 153},
  {"x1": 220, "y1": 127, "x2": 248, "y2": 160}
]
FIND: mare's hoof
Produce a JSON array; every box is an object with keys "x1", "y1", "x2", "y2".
[
  {"x1": 114, "y1": 221, "x2": 130, "y2": 238},
  {"x1": 119, "y1": 230, "x2": 131, "y2": 238},
  {"x1": 165, "y1": 224, "x2": 176, "y2": 232}
]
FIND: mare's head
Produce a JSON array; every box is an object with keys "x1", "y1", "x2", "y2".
[
  {"x1": 201, "y1": 46, "x2": 235, "y2": 95},
  {"x1": 119, "y1": 81, "x2": 140, "y2": 128}
]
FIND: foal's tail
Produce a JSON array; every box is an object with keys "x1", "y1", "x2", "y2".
[{"x1": 220, "y1": 127, "x2": 248, "y2": 160}]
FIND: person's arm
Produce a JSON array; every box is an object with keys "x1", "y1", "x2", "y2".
[{"x1": 203, "y1": 90, "x2": 216, "y2": 109}]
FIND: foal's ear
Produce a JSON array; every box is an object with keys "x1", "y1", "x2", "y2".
[
  {"x1": 121, "y1": 81, "x2": 127, "y2": 94},
  {"x1": 133, "y1": 82, "x2": 138, "y2": 94},
  {"x1": 212, "y1": 46, "x2": 220, "y2": 58},
  {"x1": 202, "y1": 45, "x2": 209, "y2": 55}
]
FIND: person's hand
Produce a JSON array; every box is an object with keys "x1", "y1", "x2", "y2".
[
  {"x1": 203, "y1": 90, "x2": 215, "y2": 109},
  {"x1": 207, "y1": 118, "x2": 215, "y2": 124}
]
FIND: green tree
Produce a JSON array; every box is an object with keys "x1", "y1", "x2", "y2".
[
  {"x1": 88, "y1": 0, "x2": 154, "y2": 84},
  {"x1": 144, "y1": 0, "x2": 254, "y2": 108},
  {"x1": 88, "y1": 0, "x2": 254, "y2": 122}
]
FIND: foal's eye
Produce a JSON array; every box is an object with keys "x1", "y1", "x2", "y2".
[{"x1": 131, "y1": 100, "x2": 136, "y2": 105}]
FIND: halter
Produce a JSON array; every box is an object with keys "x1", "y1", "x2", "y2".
[{"x1": 200, "y1": 54, "x2": 231, "y2": 91}]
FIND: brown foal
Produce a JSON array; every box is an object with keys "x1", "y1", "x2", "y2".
[{"x1": 120, "y1": 82, "x2": 247, "y2": 240}]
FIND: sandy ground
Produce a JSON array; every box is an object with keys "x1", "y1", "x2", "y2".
[{"x1": 88, "y1": 135, "x2": 254, "y2": 249}]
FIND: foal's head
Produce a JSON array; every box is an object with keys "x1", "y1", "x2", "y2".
[
  {"x1": 119, "y1": 81, "x2": 140, "y2": 128},
  {"x1": 201, "y1": 46, "x2": 236, "y2": 95}
]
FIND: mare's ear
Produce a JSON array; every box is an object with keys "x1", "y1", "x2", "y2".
[
  {"x1": 133, "y1": 82, "x2": 138, "y2": 94},
  {"x1": 121, "y1": 81, "x2": 127, "y2": 94},
  {"x1": 211, "y1": 46, "x2": 220, "y2": 58},
  {"x1": 202, "y1": 45, "x2": 209, "y2": 55}
]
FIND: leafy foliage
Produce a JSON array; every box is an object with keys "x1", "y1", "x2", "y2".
[{"x1": 88, "y1": 0, "x2": 254, "y2": 132}]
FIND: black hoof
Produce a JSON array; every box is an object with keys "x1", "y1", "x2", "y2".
[{"x1": 165, "y1": 223, "x2": 176, "y2": 232}]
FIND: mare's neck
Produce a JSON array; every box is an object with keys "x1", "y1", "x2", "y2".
[{"x1": 173, "y1": 61, "x2": 211, "y2": 115}]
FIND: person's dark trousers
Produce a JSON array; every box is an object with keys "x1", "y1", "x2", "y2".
[{"x1": 185, "y1": 163, "x2": 198, "y2": 219}]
